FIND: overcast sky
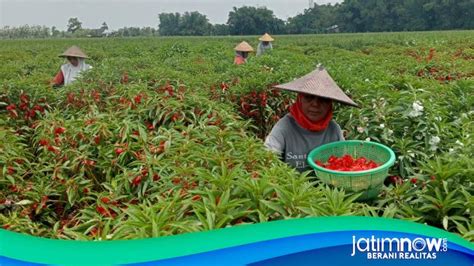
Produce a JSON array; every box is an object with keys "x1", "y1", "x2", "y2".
[{"x1": 0, "y1": 0, "x2": 341, "y2": 30}]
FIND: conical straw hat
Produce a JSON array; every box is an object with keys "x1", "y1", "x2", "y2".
[
  {"x1": 59, "y1": 45, "x2": 89, "y2": 58},
  {"x1": 234, "y1": 41, "x2": 254, "y2": 52},
  {"x1": 259, "y1": 33, "x2": 274, "y2": 42},
  {"x1": 273, "y1": 65, "x2": 358, "y2": 107}
]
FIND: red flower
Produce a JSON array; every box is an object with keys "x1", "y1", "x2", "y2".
[
  {"x1": 316, "y1": 155, "x2": 379, "y2": 171},
  {"x1": 410, "y1": 178, "x2": 418, "y2": 184},
  {"x1": 47, "y1": 145, "x2": 59, "y2": 154},
  {"x1": 9, "y1": 185, "x2": 19, "y2": 193},
  {"x1": 19, "y1": 102, "x2": 28, "y2": 111},
  {"x1": 89, "y1": 227, "x2": 98, "y2": 236},
  {"x1": 85, "y1": 119, "x2": 96, "y2": 126},
  {"x1": 83, "y1": 160, "x2": 96, "y2": 166},
  {"x1": 172, "y1": 177, "x2": 181, "y2": 185},
  {"x1": 20, "y1": 93, "x2": 29, "y2": 103},
  {"x1": 54, "y1": 127, "x2": 66, "y2": 136},
  {"x1": 115, "y1": 148, "x2": 125, "y2": 156},
  {"x1": 32, "y1": 105, "x2": 45, "y2": 113},
  {"x1": 132, "y1": 175, "x2": 142, "y2": 186},
  {"x1": 146, "y1": 122, "x2": 155, "y2": 130},
  {"x1": 101, "y1": 197, "x2": 110, "y2": 204},
  {"x1": 96, "y1": 206, "x2": 109, "y2": 216},
  {"x1": 6, "y1": 104, "x2": 16, "y2": 111},
  {"x1": 171, "y1": 113, "x2": 180, "y2": 122},
  {"x1": 134, "y1": 94, "x2": 142, "y2": 104},
  {"x1": 7, "y1": 166, "x2": 15, "y2": 175},
  {"x1": 6, "y1": 104, "x2": 18, "y2": 118},
  {"x1": 159, "y1": 141, "x2": 166, "y2": 152},
  {"x1": 389, "y1": 176, "x2": 403, "y2": 185},
  {"x1": 67, "y1": 92, "x2": 76, "y2": 104},
  {"x1": 220, "y1": 82, "x2": 229, "y2": 92}
]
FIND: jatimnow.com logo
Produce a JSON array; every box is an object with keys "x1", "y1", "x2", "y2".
[{"x1": 351, "y1": 235, "x2": 448, "y2": 260}]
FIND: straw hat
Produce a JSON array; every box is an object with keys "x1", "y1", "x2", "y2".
[
  {"x1": 234, "y1": 41, "x2": 254, "y2": 52},
  {"x1": 259, "y1": 33, "x2": 274, "y2": 42},
  {"x1": 59, "y1": 45, "x2": 89, "y2": 59},
  {"x1": 273, "y1": 65, "x2": 358, "y2": 107}
]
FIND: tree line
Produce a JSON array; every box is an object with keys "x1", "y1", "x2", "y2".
[
  {"x1": 0, "y1": 18, "x2": 157, "y2": 39},
  {"x1": 1, "y1": 0, "x2": 472, "y2": 39},
  {"x1": 158, "y1": 1, "x2": 473, "y2": 36}
]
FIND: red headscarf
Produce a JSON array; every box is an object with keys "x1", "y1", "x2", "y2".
[{"x1": 289, "y1": 93, "x2": 333, "y2": 132}]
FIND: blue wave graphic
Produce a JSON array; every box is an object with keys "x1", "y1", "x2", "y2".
[
  {"x1": 0, "y1": 256, "x2": 45, "y2": 266},
  {"x1": 130, "y1": 231, "x2": 473, "y2": 266}
]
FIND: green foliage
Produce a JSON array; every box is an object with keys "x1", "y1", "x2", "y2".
[
  {"x1": 227, "y1": 6, "x2": 285, "y2": 35},
  {"x1": 67, "y1": 17, "x2": 82, "y2": 34},
  {"x1": 159, "y1": 12, "x2": 212, "y2": 36},
  {"x1": 0, "y1": 32, "x2": 472, "y2": 241}
]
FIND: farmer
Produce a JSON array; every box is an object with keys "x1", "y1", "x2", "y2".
[
  {"x1": 234, "y1": 41, "x2": 254, "y2": 65},
  {"x1": 264, "y1": 65, "x2": 358, "y2": 172},
  {"x1": 51, "y1": 45, "x2": 92, "y2": 87},
  {"x1": 256, "y1": 33, "x2": 274, "y2": 56}
]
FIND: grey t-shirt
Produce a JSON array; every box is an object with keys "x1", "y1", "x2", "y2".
[
  {"x1": 257, "y1": 42, "x2": 273, "y2": 56},
  {"x1": 264, "y1": 114, "x2": 344, "y2": 172}
]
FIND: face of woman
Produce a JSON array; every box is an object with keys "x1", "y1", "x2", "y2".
[
  {"x1": 300, "y1": 93, "x2": 332, "y2": 122},
  {"x1": 241, "y1": 52, "x2": 249, "y2": 58},
  {"x1": 67, "y1": 56, "x2": 79, "y2": 66}
]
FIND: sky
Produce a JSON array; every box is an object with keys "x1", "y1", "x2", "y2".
[{"x1": 0, "y1": 0, "x2": 341, "y2": 30}]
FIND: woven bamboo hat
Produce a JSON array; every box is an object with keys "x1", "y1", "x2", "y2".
[
  {"x1": 234, "y1": 41, "x2": 254, "y2": 52},
  {"x1": 273, "y1": 65, "x2": 358, "y2": 107},
  {"x1": 59, "y1": 46, "x2": 89, "y2": 59},
  {"x1": 259, "y1": 33, "x2": 274, "y2": 42}
]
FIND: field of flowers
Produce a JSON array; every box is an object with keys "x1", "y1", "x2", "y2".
[{"x1": 0, "y1": 31, "x2": 473, "y2": 241}]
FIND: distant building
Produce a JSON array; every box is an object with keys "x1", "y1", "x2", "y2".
[
  {"x1": 326, "y1": 25, "x2": 340, "y2": 33},
  {"x1": 102, "y1": 29, "x2": 111, "y2": 37}
]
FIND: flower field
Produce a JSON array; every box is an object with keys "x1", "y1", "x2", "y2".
[{"x1": 0, "y1": 31, "x2": 473, "y2": 241}]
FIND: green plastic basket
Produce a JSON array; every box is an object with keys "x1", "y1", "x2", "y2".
[{"x1": 307, "y1": 140, "x2": 396, "y2": 200}]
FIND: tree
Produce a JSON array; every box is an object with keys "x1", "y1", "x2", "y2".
[
  {"x1": 158, "y1": 11, "x2": 211, "y2": 36},
  {"x1": 158, "y1": 13, "x2": 181, "y2": 36},
  {"x1": 211, "y1": 24, "x2": 230, "y2": 36},
  {"x1": 178, "y1": 12, "x2": 211, "y2": 36},
  {"x1": 227, "y1": 6, "x2": 285, "y2": 35},
  {"x1": 0, "y1": 25, "x2": 51, "y2": 39},
  {"x1": 337, "y1": 0, "x2": 366, "y2": 32},
  {"x1": 67, "y1": 17, "x2": 82, "y2": 33},
  {"x1": 287, "y1": 4, "x2": 339, "y2": 34},
  {"x1": 51, "y1": 26, "x2": 61, "y2": 37}
]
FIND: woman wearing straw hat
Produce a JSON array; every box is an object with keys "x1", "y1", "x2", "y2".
[
  {"x1": 51, "y1": 45, "x2": 92, "y2": 87},
  {"x1": 257, "y1": 33, "x2": 274, "y2": 56},
  {"x1": 264, "y1": 65, "x2": 358, "y2": 172},
  {"x1": 234, "y1": 41, "x2": 254, "y2": 65}
]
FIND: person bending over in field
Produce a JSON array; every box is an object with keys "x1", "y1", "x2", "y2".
[
  {"x1": 234, "y1": 41, "x2": 254, "y2": 65},
  {"x1": 256, "y1": 33, "x2": 274, "y2": 56},
  {"x1": 264, "y1": 65, "x2": 358, "y2": 172},
  {"x1": 51, "y1": 46, "x2": 92, "y2": 87}
]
